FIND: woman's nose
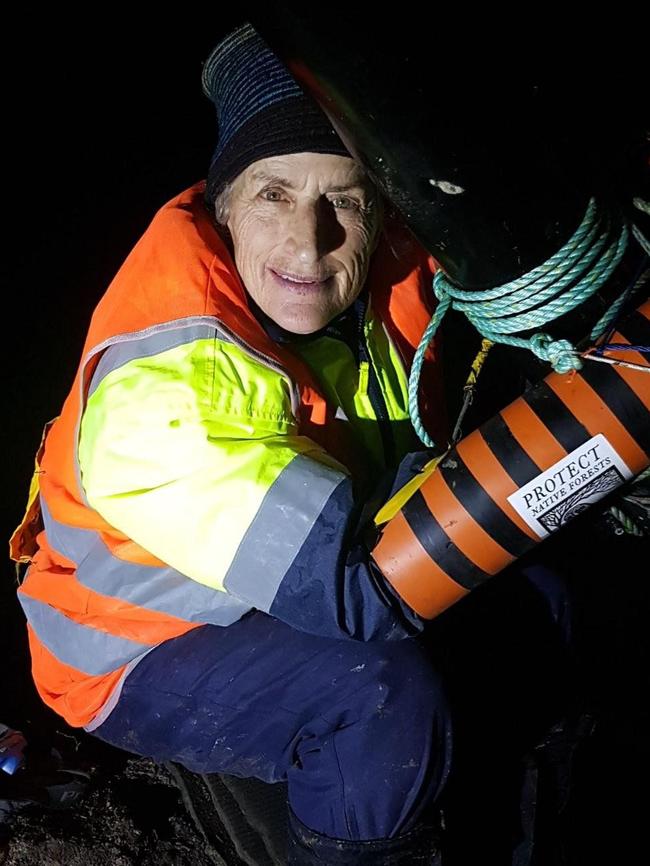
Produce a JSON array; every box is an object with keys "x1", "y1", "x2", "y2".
[{"x1": 283, "y1": 200, "x2": 340, "y2": 264}]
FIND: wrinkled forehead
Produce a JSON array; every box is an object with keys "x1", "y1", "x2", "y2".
[{"x1": 239, "y1": 152, "x2": 372, "y2": 192}]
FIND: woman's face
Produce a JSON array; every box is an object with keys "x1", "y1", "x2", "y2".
[{"x1": 224, "y1": 152, "x2": 381, "y2": 334}]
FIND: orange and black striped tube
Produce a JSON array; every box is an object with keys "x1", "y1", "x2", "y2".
[{"x1": 372, "y1": 299, "x2": 650, "y2": 619}]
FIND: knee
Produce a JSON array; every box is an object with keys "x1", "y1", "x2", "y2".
[
  {"x1": 359, "y1": 639, "x2": 447, "y2": 723},
  {"x1": 290, "y1": 640, "x2": 451, "y2": 838},
  {"x1": 322, "y1": 638, "x2": 450, "y2": 750}
]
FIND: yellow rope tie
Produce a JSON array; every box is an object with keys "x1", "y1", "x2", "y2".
[{"x1": 451, "y1": 339, "x2": 493, "y2": 444}]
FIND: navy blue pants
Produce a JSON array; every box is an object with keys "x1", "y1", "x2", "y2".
[{"x1": 94, "y1": 612, "x2": 452, "y2": 841}]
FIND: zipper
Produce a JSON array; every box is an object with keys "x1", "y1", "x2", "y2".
[{"x1": 357, "y1": 310, "x2": 396, "y2": 467}]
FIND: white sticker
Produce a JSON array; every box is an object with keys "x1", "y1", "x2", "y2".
[{"x1": 507, "y1": 434, "x2": 632, "y2": 538}]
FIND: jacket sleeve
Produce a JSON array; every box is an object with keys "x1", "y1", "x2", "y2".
[{"x1": 78, "y1": 328, "x2": 424, "y2": 641}]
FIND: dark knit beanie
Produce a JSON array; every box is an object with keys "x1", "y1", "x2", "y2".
[{"x1": 202, "y1": 23, "x2": 350, "y2": 208}]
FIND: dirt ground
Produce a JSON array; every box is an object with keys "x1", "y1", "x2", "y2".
[
  {"x1": 0, "y1": 572, "x2": 217, "y2": 866},
  {"x1": 1, "y1": 755, "x2": 215, "y2": 866}
]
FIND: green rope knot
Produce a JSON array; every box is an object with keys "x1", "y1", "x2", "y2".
[{"x1": 529, "y1": 333, "x2": 582, "y2": 374}]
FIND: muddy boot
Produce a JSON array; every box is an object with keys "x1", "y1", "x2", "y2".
[{"x1": 286, "y1": 807, "x2": 442, "y2": 865}]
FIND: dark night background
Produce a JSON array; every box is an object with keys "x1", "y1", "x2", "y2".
[
  {"x1": 3, "y1": 13, "x2": 244, "y2": 738},
  {"x1": 3, "y1": 11, "x2": 649, "y2": 864}
]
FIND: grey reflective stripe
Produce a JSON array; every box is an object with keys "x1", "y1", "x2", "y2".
[
  {"x1": 82, "y1": 314, "x2": 300, "y2": 415},
  {"x1": 41, "y1": 497, "x2": 95, "y2": 562},
  {"x1": 223, "y1": 453, "x2": 347, "y2": 611},
  {"x1": 40, "y1": 498, "x2": 251, "y2": 626},
  {"x1": 88, "y1": 322, "x2": 230, "y2": 398},
  {"x1": 18, "y1": 593, "x2": 151, "y2": 676},
  {"x1": 85, "y1": 653, "x2": 153, "y2": 731},
  {"x1": 81, "y1": 316, "x2": 228, "y2": 393}
]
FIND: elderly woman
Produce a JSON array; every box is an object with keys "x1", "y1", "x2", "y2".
[{"x1": 15, "y1": 23, "x2": 451, "y2": 866}]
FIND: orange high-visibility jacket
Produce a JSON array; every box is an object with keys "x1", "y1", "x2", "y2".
[{"x1": 13, "y1": 183, "x2": 445, "y2": 728}]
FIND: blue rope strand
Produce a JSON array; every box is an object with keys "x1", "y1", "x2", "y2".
[{"x1": 600, "y1": 344, "x2": 650, "y2": 354}]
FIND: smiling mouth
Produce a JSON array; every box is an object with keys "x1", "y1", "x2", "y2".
[{"x1": 269, "y1": 269, "x2": 333, "y2": 291}]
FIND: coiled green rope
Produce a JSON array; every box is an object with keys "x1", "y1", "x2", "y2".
[{"x1": 409, "y1": 199, "x2": 639, "y2": 448}]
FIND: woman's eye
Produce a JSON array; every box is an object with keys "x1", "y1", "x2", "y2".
[
  {"x1": 330, "y1": 195, "x2": 357, "y2": 210},
  {"x1": 261, "y1": 189, "x2": 283, "y2": 202}
]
